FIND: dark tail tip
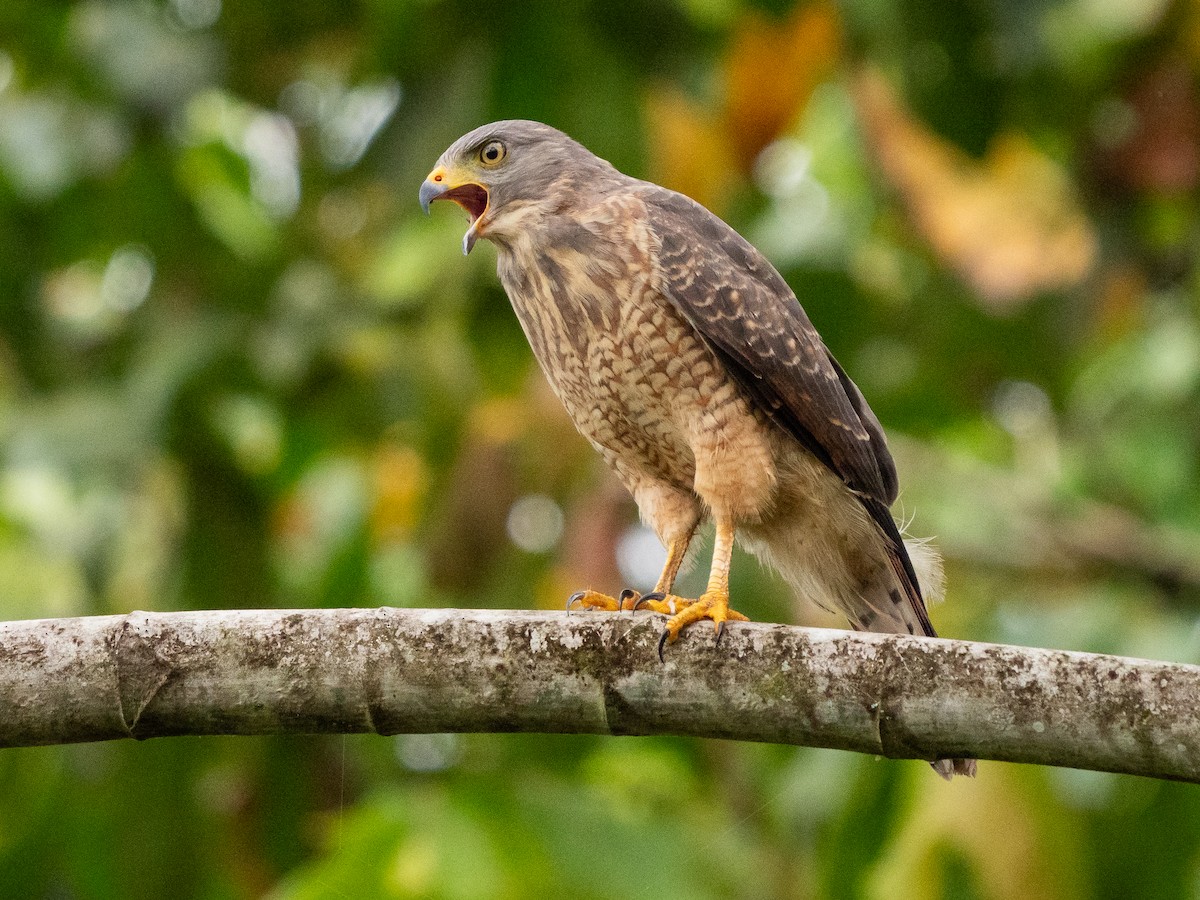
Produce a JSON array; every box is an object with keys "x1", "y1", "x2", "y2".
[{"x1": 931, "y1": 758, "x2": 978, "y2": 780}]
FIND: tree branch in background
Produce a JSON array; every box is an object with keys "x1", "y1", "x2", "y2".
[
  {"x1": 891, "y1": 435, "x2": 1200, "y2": 592},
  {"x1": 1, "y1": 608, "x2": 1197, "y2": 783}
]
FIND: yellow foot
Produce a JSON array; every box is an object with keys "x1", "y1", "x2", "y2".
[
  {"x1": 566, "y1": 588, "x2": 645, "y2": 612},
  {"x1": 566, "y1": 589, "x2": 698, "y2": 615},
  {"x1": 656, "y1": 590, "x2": 749, "y2": 661}
]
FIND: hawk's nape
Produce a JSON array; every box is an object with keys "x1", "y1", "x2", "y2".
[{"x1": 420, "y1": 119, "x2": 975, "y2": 779}]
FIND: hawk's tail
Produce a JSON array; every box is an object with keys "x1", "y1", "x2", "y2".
[
  {"x1": 741, "y1": 521, "x2": 977, "y2": 779},
  {"x1": 846, "y1": 532, "x2": 945, "y2": 639},
  {"x1": 889, "y1": 537, "x2": 978, "y2": 781},
  {"x1": 932, "y1": 757, "x2": 979, "y2": 779}
]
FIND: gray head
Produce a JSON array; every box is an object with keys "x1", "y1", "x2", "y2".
[{"x1": 419, "y1": 120, "x2": 618, "y2": 253}]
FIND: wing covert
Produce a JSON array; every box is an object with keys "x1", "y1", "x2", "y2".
[{"x1": 639, "y1": 186, "x2": 899, "y2": 507}]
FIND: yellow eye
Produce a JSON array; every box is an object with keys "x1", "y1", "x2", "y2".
[{"x1": 479, "y1": 140, "x2": 506, "y2": 166}]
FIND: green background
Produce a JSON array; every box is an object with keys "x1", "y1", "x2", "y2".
[{"x1": 1, "y1": 0, "x2": 1199, "y2": 896}]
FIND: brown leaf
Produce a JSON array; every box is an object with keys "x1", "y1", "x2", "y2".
[
  {"x1": 722, "y1": 2, "x2": 842, "y2": 168},
  {"x1": 643, "y1": 86, "x2": 739, "y2": 211},
  {"x1": 855, "y1": 68, "x2": 1097, "y2": 312},
  {"x1": 1095, "y1": 54, "x2": 1200, "y2": 194},
  {"x1": 644, "y1": 3, "x2": 842, "y2": 209}
]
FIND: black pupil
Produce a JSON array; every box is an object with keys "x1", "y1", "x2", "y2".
[{"x1": 485, "y1": 145, "x2": 499, "y2": 160}]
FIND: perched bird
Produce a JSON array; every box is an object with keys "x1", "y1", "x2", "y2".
[{"x1": 421, "y1": 120, "x2": 974, "y2": 778}]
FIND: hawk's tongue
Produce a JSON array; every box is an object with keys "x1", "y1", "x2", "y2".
[
  {"x1": 440, "y1": 183, "x2": 487, "y2": 254},
  {"x1": 463, "y1": 222, "x2": 479, "y2": 255}
]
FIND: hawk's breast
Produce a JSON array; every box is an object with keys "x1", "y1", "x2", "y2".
[{"x1": 495, "y1": 212, "x2": 747, "y2": 494}]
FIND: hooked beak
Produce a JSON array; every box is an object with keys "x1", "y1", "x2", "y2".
[{"x1": 420, "y1": 166, "x2": 490, "y2": 255}]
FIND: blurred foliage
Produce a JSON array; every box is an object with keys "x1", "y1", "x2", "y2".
[{"x1": 1, "y1": 0, "x2": 1200, "y2": 897}]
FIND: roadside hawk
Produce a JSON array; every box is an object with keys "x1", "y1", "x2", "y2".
[{"x1": 421, "y1": 120, "x2": 974, "y2": 779}]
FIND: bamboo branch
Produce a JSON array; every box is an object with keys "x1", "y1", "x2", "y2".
[{"x1": 1, "y1": 607, "x2": 1197, "y2": 782}]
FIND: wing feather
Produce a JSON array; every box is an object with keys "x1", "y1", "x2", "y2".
[
  {"x1": 637, "y1": 185, "x2": 931, "y2": 619},
  {"x1": 640, "y1": 186, "x2": 897, "y2": 505}
]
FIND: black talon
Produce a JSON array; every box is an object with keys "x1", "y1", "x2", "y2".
[
  {"x1": 566, "y1": 591, "x2": 586, "y2": 612},
  {"x1": 618, "y1": 588, "x2": 638, "y2": 607},
  {"x1": 715, "y1": 620, "x2": 726, "y2": 646},
  {"x1": 657, "y1": 630, "x2": 669, "y2": 663},
  {"x1": 635, "y1": 591, "x2": 666, "y2": 611}
]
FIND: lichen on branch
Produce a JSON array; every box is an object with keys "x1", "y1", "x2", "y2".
[{"x1": 0, "y1": 607, "x2": 1197, "y2": 782}]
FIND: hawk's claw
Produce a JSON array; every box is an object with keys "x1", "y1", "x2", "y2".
[
  {"x1": 567, "y1": 590, "x2": 623, "y2": 612},
  {"x1": 634, "y1": 591, "x2": 665, "y2": 610},
  {"x1": 566, "y1": 588, "x2": 747, "y2": 659},
  {"x1": 565, "y1": 588, "x2": 649, "y2": 612},
  {"x1": 654, "y1": 589, "x2": 747, "y2": 662}
]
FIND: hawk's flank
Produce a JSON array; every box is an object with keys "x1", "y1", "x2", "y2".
[{"x1": 421, "y1": 120, "x2": 975, "y2": 779}]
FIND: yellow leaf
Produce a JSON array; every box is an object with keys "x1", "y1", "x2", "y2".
[
  {"x1": 723, "y1": 2, "x2": 842, "y2": 168},
  {"x1": 854, "y1": 68, "x2": 1096, "y2": 311}
]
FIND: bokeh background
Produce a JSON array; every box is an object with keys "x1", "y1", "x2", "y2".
[{"x1": 1, "y1": 0, "x2": 1199, "y2": 896}]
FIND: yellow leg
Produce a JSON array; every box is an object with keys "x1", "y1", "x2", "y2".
[
  {"x1": 653, "y1": 516, "x2": 748, "y2": 660},
  {"x1": 566, "y1": 519, "x2": 747, "y2": 656},
  {"x1": 653, "y1": 533, "x2": 691, "y2": 595}
]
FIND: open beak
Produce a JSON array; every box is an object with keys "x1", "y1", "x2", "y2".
[{"x1": 420, "y1": 166, "x2": 490, "y2": 255}]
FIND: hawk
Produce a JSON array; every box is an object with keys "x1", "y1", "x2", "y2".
[{"x1": 421, "y1": 121, "x2": 974, "y2": 778}]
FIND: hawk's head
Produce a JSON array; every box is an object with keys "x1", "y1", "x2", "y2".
[{"x1": 420, "y1": 120, "x2": 617, "y2": 254}]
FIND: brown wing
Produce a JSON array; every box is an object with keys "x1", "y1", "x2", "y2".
[
  {"x1": 638, "y1": 186, "x2": 933, "y2": 626},
  {"x1": 639, "y1": 186, "x2": 897, "y2": 503}
]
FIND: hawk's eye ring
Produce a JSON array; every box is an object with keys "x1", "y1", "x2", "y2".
[{"x1": 479, "y1": 141, "x2": 506, "y2": 166}]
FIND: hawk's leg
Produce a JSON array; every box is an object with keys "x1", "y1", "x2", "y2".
[
  {"x1": 566, "y1": 532, "x2": 693, "y2": 613},
  {"x1": 652, "y1": 516, "x2": 748, "y2": 660},
  {"x1": 650, "y1": 532, "x2": 691, "y2": 596}
]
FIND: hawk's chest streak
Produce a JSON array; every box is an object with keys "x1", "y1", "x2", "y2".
[{"x1": 496, "y1": 233, "x2": 712, "y2": 484}]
